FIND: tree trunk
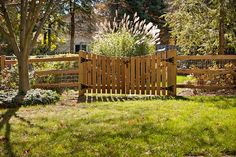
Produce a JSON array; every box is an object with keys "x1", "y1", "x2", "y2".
[
  {"x1": 43, "y1": 32, "x2": 47, "y2": 45},
  {"x1": 70, "y1": 0, "x2": 75, "y2": 53},
  {"x1": 48, "y1": 23, "x2": 52, "y2": 50},
  {"x1": 17, "y1": 55, "x2": 30, "y2": 95},
  {"x1": 219, "y1": 0, "x2": 225, "y2": 55}
]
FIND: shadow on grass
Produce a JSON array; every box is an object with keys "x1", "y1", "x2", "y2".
[
  {"x1": 0, "y1": 106, "x2": 45, "y2": 156},
  {"x1": 77, "y1": 95, "x2": 189, "y2": 103},
  {"x1": 77, "y1": 95, "x2": 236, "y2": 109},
  {"x1": 0, "y1": 108, "x2": 19, "y2": 157}
]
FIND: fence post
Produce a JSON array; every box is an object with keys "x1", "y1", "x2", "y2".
[
  {"x1": 78, "y1": 51, "x2": 86, "y2": 100},
  {"x1": 0, "y1": 55, "x2": 6, "y2": 71},
  {"x1": 167, "y1": 50, "x2": 177, "y2": 96}
]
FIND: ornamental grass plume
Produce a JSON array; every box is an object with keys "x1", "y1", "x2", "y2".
[{"x1": 91, "y1": 11, "x2": 160, "y2": 57}]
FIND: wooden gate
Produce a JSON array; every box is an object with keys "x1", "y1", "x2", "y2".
[{"x1": 79, "y1": 50, "x2": 176, "y2": 97}]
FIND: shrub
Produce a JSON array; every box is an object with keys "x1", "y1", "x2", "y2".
[
  {"x1": 0, "y1": 89, "x2": 59, "y2": 107},
  {"x1": 0, "y1": 64, "x2": 35, "y2": 90},
  {"x1": 191, "y1": 63, "x2": 235, "y2": 86},
  {"x1": 0, "y1": 54, "x2": 79, "y2": 90},
  {"x1": 90, "y1": 12, "x2": 160, "y2": 57}
]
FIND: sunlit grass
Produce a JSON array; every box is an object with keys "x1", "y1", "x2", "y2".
[{"x1": 0, "y1": 96, "x2": 235, "y2": 156}]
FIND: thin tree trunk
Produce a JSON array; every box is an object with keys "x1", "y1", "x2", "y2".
[
  {"x1": 17, "y1": 55, "x2": 30, "y2": 95},
  {"x1": 43, "y1": 32, "x2": 47, "y2": 45},
  {"x1": 48, "y1": 23, "x2": 52, "y2": 50},
  {"x1": 70, "y1": 0, "x2": 75, "y2": 53},
  {"x1": 219, "y1": 0, "x2": 225, "y2": 55}
]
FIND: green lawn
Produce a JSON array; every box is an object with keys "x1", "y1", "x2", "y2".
[
  {"x1": 0, "y1": 96, "x2": 236, "y2": 157},
  {"x1": 177, "y1": 75, "x2": 195, "y2": 84}
]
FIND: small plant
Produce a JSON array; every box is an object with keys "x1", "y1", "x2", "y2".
[{"x1": 91, "y1": 11, "x2": 160, "y2": 57}]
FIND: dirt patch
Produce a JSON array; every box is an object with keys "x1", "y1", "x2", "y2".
[{"x1": 178, "y1": 88, "x2": 236, "y2": 96}]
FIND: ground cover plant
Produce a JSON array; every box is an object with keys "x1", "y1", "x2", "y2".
[
  {"x1": 0, "y1": 89, "x2": 59, "y2": 107},
  {"x1": 0, "y1": 95, "x2": 235, "y2": 156}
]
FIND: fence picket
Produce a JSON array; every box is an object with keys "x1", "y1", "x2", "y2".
[
  {"x1": 156, "y1": 54, "x2": 161, "y2": 95},
  {"x1": 87, "y1": 53, "x2": 92, "y2": 93},
  {"x1": 161, "y1": 52, "x2": 167, "y2": 96},
  {"x1": 146, "y1": 56, "x2": 151, "y2": 95},
  {"x1": 136, "y1": 57, "x2": 140, "y2": 94},
  {"x1": 97, "y1": 55, "x2": 101, "y2": 93},
  {"x1": 131, "y1": 57, "x2": 135, "y2": 94},
  {"x1": 112, "y1": 58, "x2": 116, "y2": 94},
  {"x1": 102, "y1": 56, "x2": 106, "y2": 93},
  {"x1": 151, "y1": 55, "x2": 156, "y2": 95},
  {"x1": 92, "y1": 53, "x2": 97, "y2": 94},
  {"x1": 141, "y1": 56, "x2": 146, "y2": 94},
  {"x1": 116, "y1": 58, "x2": 121, "y2": 94},
  {"x1": 107, "y1": 57, "x2": 111, "y2": 94},
  {"x1": 121, "y1": 58, "x2": 126, "y2": 94}
]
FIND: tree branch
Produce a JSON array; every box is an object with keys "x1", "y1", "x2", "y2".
[
  {"x1": 31, "y1": 0, "x2": 56, "y2": 51},
  {"x1": 20, "y1": 0, "x2": 27, "y2": 51},
  {"x1": 0, "y1": 0, "x2": 20, "y2": 55},
  {"x1": 0, "y1": 25, "x2": 11, "y2": 42}
]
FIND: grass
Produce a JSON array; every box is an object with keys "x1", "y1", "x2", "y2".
[
  {"x1": 177, "y1": 75, "x2": 195, "y2": 84},
  {"x1": 0, "y1": 96, "x2": 236, "y2": 156}
]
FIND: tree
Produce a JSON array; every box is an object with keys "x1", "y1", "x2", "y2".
[
  {"x1": 65, "y1": 0, "x2": 97, "y2": 53},
  {"x1": 0, "y1": 0, "x2": 57, "y2": 95},
  {"x1": 164, "y1": 0, "x2": 236, "y2": 55},
  {"x1": 70, "y1": 0, "x2": 75, "y2": 53}
]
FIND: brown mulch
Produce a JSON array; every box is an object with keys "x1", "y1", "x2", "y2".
[{"x1": 178, "y1": 88, "x2": 236, "y2": 96}]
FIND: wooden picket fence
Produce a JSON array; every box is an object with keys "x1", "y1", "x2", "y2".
[
  {"x1": 1, "y1": 51, "x2": 236, "y2": 96},
  {"x1": 78, "y1": 50, "x2": 177, "y2": 97},
  {"x1": 176, "y1": 55, "x2": 236, "y2": 89}
]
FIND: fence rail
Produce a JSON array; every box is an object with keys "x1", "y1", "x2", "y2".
[{"x1": 176, "y1": 55, "x2": 236, "y2": 60}]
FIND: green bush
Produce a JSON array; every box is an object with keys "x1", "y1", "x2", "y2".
[
  {"x1": 0, "y1": 89, "x2": 59, "y2": 107},
  {"x1": 0, "y1": 55, "x2": 79, "y2": 90},
  {"x1": 91, "y1": 31, "x2": 155, "y2": 57},
  {"x1": 90, "y1": 12, "x2": 160, "y2": 57}
]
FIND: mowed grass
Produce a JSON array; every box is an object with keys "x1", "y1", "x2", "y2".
[
  {"x1": 177, "y1": 75, "x2": 196, "y2": 84},
  {"x1": 0, "y1": 96, "x2": 236, "y2": 157}
]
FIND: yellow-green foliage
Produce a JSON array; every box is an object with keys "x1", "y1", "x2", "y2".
[
  {"x1": 91, "y1": 12, "x2": 160, "y2": 57},
  {"x1": 91, "y1": 31, "x2": 155, "y2": 57}
]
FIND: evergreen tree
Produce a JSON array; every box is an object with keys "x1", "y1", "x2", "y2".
[{"x1": 164, "y1": 0, "x2": 236, "y2": 55}]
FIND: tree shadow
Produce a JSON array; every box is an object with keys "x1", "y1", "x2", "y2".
[
  {"x1": 0, "y1": 107, "x2": 19, "y2": 157},
  {"x1": 77, "y1": 95, "x2": 189, "y2": 103},
  {"x1": 0, "y1": 107, "x2": 44, "y2": 157}
]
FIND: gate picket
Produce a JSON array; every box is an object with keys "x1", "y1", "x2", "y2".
[
  {"x1": 136, "y1": 57, "x2": 140, "y2": 94},
  {"x1": 141, "y1": 56, "x2": 146, "y2": 94},
  {"x1": 121, "y1": 59, "x2": 126, "y2": 94},
  {"x1": 146, "y1": 56, "x2": 151, "y2": 95},
  {"x1": 156, "y1": 54, "x2": 161, "y2": 95},
  {"x1": 111, "y1": 58, "x2": 116, "y2": 94},
  {"x1": 87, "y1": 53, "x2": 92, "y2": 93},
  {"x1": 116, "y1": 58, "x2": 121, "y2": 94},
  {"x1": 92, "y1": 53, "x2": 97, "y2": 93},
  {"x1": 102, "y1": 56, "x2": 106, "y2": 93},
  {"x1": 107, "y1": 57, "x2": 111, "y2": 94},
  {"x1": 131, "y1": 57, "x2": 135, "y2": 94},
  {"x1": 161, "y1": 52, "x2": 167, "y2": 96},
  {"x1": 151, "y1": 55, "x2": 156, "y2": 95},
  {"x1": 97, "y1": 55, "x2": 101, "y2": 93}
]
